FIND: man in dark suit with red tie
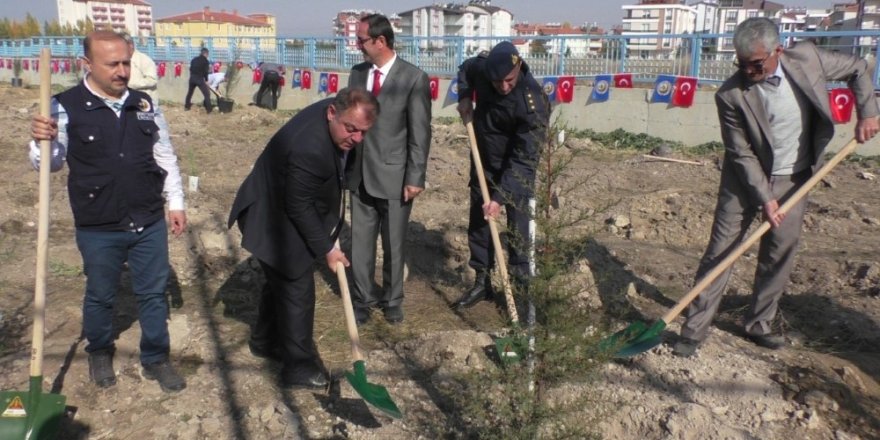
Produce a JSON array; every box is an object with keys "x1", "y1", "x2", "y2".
[{"x1": 228, "y1": 88, "x2": 379, "y2": 388}]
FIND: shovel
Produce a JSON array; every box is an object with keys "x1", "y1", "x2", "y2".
[
  {"x1": 0, "y1": 48, "x2": 67, "y2": 440},
  {"x1": 335, "y1": 262, "x2": 402, "y2": 419},
  {"x1": 464, "y1": 122, "x2": 527, "y2": 364},
  {"x1": 607, "y1": 137, "x2": 862, "y2": 358}
]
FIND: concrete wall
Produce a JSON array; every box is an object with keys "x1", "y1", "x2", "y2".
[{"x1": 3, "y1": 69, "x2": 876, "y2": 155}]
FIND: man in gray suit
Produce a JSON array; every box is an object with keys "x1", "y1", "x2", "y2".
[
  {"x1": 674, "y1": 18, "x2": 879, "y2": 357},
  {"x1": 347, "y1": 14, "x2": 432, "y2": 324}
]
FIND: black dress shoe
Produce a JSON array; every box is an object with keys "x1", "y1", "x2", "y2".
[
  {"x1": 453, "y1": 275, "x2": 493, "y2": 309},
  {"x1": 354, "y1": 307, "x2": 371, "y2": 326},
  {"x1": 383, "y1": 305, "x2": 404, "y2": 324},
  {"x1": 745, "y1": 333, "x2": 785, "y2": 350},
  {"x1": 672, "y1": 337, "x2": 700, "y2": 358},
  {"x1": 281, "y1": 369, "x2": 329, "y2": 389},
  {"x1": 249, "y1": 339, "x2": 283, "y2": 362}
]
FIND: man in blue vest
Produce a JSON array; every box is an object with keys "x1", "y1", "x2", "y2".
[{"x1": 30, "y1": 31, "x2": 188, "y2": 392}]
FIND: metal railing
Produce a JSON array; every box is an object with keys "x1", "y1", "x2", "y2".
[{"x1": 1, "y1": 30, "x2": 878, "y2": 86}]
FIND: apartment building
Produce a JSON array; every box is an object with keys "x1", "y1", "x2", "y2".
[
  {"x1": 332, "y1": 10, "x2": 402, "y2": 51},
  {"x1": 154, "y1": 7, "x2": 275, "y2": 49},
  {"x1": 397, "y1": 1, "x2": 513, "y2": 52},
  {"x1": 57, "y1": 0, "x2": 154, "y2": 36},
  {"x1": 621, "y1": 0, "x2": 697, "y2": 59},
  {"x1": 512, "y1": 22, "x2": 603, "y2": 56}
]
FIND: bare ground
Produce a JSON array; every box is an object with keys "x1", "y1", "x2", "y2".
[{"x1": 1, "y1": 84, "x2": 879, "y2": 439}]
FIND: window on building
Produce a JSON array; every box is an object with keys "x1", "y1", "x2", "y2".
[
  {"x1": 726, "y1": 10, "x2": 737, "y2": 21},
  {"x1": 722, "y1": 37, "x2": 733, "y2": 48},
  {"x1": 725, "y1": 23, "x2": 735, "y2": 33},
  {"x1": 747, "y1": 11, "x2": 758, "y2": 18}
]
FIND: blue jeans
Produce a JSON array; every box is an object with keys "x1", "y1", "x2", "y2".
[{"x1": 76, "y1": 218, "x2": 170, "y2": 364}]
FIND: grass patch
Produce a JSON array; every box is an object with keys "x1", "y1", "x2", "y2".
[{"x1": 49, "y1": 260, "x2": 82, "y2": 277}]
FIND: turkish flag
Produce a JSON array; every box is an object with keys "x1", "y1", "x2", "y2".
[
  {"x1": 174, "y1": 62, "x2": 182, "y2": 77},
  {"x1": 62, "y1": 59, "x2": 70, "y2": 73},
  {"x1": 51, "y1": 60, "x2": 59, "y2": 74},
  {"x1": 23, "y1": 59, "x2": 29, "y2": 71},
  {"x1": 828, "y1": 88, "x2": 855, "y2": 124},
  {"x1": 302, "y1": 70, "x2": 312, "y2": 89},
  {"x1": 252, "y1": 68, "x2": 262, "y2": 84},
  {"x1": 157, "y1": 62, "x2": 166, "y2": 78},
  {"x1": 34, "y1": 59, "x2": 39, "y2": 72},
  {"x1": 557, "y1": 75, "x2": 575, "y2": 103},
  {"x1": 614, "y1": 73, "x2": 632, "y2": 88},
  {"x1": 75, "y1": 58, "x2": 82, "y2": 72},
  {"x1": 279, "y1": 74, "x2": 286, "y2": 87},
  {"x1": 429, "y1": 77, "x2": 439, "y2": 101},
  {"x1": 671, "y1": 76, "x2": 698, "y2": 107},
  {"x1": 328, "y1": 73, "x2": 339, "y2": 93},
  {"x1": 212, "y1": 61, "x2": 221, "y2": 73}
]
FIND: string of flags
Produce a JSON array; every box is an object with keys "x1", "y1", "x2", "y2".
[{"x1": 0, "y1": 57, "x2": 857, "y2": 121}]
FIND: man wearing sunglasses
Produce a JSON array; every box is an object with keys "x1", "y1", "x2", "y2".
[{"x1": 673, "y1": 18, "x2": 879, "y2": 358}]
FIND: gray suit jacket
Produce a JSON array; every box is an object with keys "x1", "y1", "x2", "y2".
[
  {"x1": 715, "y1": 41, "x2": 878, "y2": 206},
  {"x1": 347, "y1": 56, "x2": 432, "y2": 200}
]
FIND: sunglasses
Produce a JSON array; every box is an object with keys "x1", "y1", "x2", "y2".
[{"x1": 733, "y1": 51, "x2": 776, "y2": 72}]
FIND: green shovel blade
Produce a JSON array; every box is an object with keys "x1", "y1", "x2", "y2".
[
  {"x1": 494, "y1": 335, "x2": 528, "y2": 365},
  {"x1": 600, "y1": 320, "x2": 667, "y2": 358},
  {"x1": 344, "y1": 361, "x2": 402, "y2": 419},
  {"x1": 0, "y1": 377, "x2": 66, "y2": 440}
]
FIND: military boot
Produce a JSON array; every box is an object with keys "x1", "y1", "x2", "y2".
[{"x1": 454, "y1": 270, "x2": 493, "y2": 309}]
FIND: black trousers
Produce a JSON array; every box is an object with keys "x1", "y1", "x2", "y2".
[
  {"x1": 252, "y1": 260, "x2": 320, "y2": 375},
  {"x1": 256, "y1": 73, "x2": 281, "y2": 110},
  {"x1": 185, "y1": 79, "x2": 212, "y2": 112},
  {"x1": 467, "y1": 181, "x2": 532, "y2": 280}
]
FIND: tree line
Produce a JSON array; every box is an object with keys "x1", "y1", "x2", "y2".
[{"x1": 0, "y1": 14, "x2": 95, "y2": 39}]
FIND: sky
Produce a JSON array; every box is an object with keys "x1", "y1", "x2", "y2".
[{"x1": 0, "y1": 0, "x2": 845, "y2": 36}]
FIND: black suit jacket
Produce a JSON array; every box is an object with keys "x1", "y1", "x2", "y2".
[{"x1": 228, "y1": 98, "x2": 345, "y2": 278}]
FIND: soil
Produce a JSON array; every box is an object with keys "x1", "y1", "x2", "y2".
[{"x1": 1, "y1": 84, "x2": 879, "y2": 439}]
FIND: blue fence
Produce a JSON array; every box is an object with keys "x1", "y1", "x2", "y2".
[{"x1": 2, "y1": 30, "x2": 879, "y2": 86}]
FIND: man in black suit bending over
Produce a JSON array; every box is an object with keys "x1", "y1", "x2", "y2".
[{"x1": 228, "y1": 88, "x2": 379, "y2": 388}]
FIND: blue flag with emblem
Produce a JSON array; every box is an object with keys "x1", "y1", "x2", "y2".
[
  {"x1": 652, "y1": 74, "x2": 676, "y2": 103},
  {"x1": 318, "y1": 72, "x2": 329, "y2": 93},
  {"x1": 292, "y1": 69, "x2": 302, "y2": 88},
  {"x1": 591, "y1": 74, "x2": 611, "y2": 102},
  {"x1": 542, "y1": 76, "x2": 558, "y2": 102},
  {"x1": 442, "y1": 77, "x2": 459, "y2": 108}
]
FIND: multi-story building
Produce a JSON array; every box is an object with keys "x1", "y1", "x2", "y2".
[
  {"x1": 713, "y1": 0, "x2": 783, "y2": 55},
  {"x1": 691, "y1": 0, "x2": 719, "y2": 33},
  {"x1": 154, "y1": 7, "x2": 276, "y2": 49},
  {"x1": 856, "y1": 0, "x2": 880, "y2": 53},
  {"x1": 512, "y1": 22, "x2": 603, "y2": 56},
  {"x1": 332, "y1": 9, "x2": 402, "y2": 51},
  {"x1": 621, "y1": 0, "x2": 697, "y2": 59},
  {"x1": 57, "y1": 0, "x2": 154, "y2": 36},
  {"x1": 397, "y1": 1, "x2": 513, "y2": 53}
]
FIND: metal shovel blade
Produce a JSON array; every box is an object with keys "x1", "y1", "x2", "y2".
[
  {"x1": 344, "y1": 361, "x2": 402, "y2": 419},
  {"x1": 0, "y1": 377, "x2": 66, "y2": 440},
  {"x1": 600, "y1": 320, "x2": 667, "y2": 358}
]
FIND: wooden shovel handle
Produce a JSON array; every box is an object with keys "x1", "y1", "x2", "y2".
[
  {"x1": 32, "y1": 48, "x2": 52, "y2": 377},
  {"x1": 336, "y1": 262, "x2": 364, "y2": 362},
  {"x1": 662, "y1": 138, "x2": 861, "y2": 324},
  {"x1": 465, "y1": 122, "x2": 519, "y2": 324}
]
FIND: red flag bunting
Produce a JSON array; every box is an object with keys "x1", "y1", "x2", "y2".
[
  {"x1": 828, "y1": 88, "x2": 855, "y2": 124},
  {"x1": 671, "y1": 76, "x2": 697, "y2": 108},
  {"x1": 174, "y1": 62, "x2": 182, "y2": 77},
  {"x1": 429, "y1": 77, "x2": 439, "y2": 101},
  {"x1": 557, "y1": 76, "x2": 575, "y2": 103},
  {"x1": 328, "y1": 73, "x2": 339, "y2": 93},
  {"x1": 252, "y1": 68, "x2": 262, "y2": 84},
  {"x1": 157, "y1": 62, "x2": 166, "y2": 78},
  {"x1": 613, "y1": 73, "x2": 632, "y2": 88},
  {"x1": 302, "y1": 70, "x2": 312, "y2": 89}
]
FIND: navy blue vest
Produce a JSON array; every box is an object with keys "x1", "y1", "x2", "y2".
[{"x1": 56, "y1": 83, "x2": 167, "y2": 231}]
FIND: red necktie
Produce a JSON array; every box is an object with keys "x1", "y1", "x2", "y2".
[{"x1": 372, "y1": 69, "x2": 382, "y2": 96}]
